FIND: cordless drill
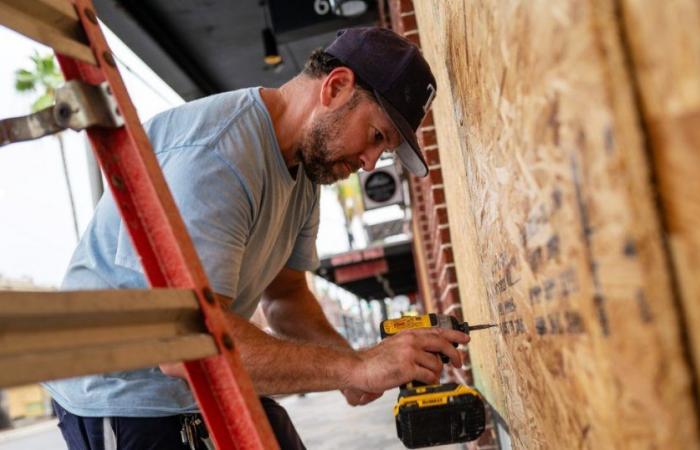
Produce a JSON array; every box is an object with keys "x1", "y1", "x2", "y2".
[
  {"x1": 380, "y1": 313, "x2": 496, "y2": 340},
  {"x1": 380, "y1": 313, "x2": 495, "y2": 449}
]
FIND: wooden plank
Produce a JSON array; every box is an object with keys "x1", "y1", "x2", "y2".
[
  {"x1": 37, "y1": 0, "x2": 80, "y2": 20},
  {"x1": 2, "y1": 320, "x2": 205, "y2": 354},
  {"x1": 0, "y1": 289, "x2": 204, "y2": 354},
  {"x1": 0, "y1": 288, "x2": 200, "y2": 317},
  {"x1": 4, "y1": 0, "x2": 79, "y2": 31},
  {"x1": 618, "y1": 0, "x2": 700, "y2": 394},
  {"x1": 413, "y1": 0, "x2": 699, "y2": 448},
  {"x1": 0, "y1": 289, "x2": 217, "y2": 387},
  {"x1": 0, "y1": 334, "x2": 218, "y2": 388},
  {"x1": 0, "y1": 0, "x2": 96, "y2": 65}
]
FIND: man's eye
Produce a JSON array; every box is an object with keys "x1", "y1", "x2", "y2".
[{"x1": 374, "y1": 130, "x2": 384, "y2": 143}]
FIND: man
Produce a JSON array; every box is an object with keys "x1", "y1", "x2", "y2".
[{"x1": 44, "y1": 27, "x2": 469, "y2": 449}]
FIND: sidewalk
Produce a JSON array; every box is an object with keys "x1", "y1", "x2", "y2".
[
  {"x1": 279, "y1": 388, "x2": 464, "y2": 450},
  {"x1": 0, "y1": 389, "x2": 467, "y2": 450},
  {"x1": 0, "y1": 418, "x2": 62, "y2": 450}
]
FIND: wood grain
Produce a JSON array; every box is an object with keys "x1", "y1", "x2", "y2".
[
  {"x1": 618, "y1": 0, "x2": 700, "y2": 394},
  {"x1": 0, "y1": 0, "x2": 96, "y2": 65},
  {"x1": 0, "y1": 289, "x2": 218, "y2": 388},
  {"x1": 0, "y1": 334, "x2": 217, "y2": 387},
  {"x1": 413, "y1": 1, "x2": 699, "y2": 448}
]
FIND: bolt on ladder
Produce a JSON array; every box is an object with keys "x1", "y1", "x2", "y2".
[{"x1": 0, "y1": 0, "x2": 279, "y2": 448}]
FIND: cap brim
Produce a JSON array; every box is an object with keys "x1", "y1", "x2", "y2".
[{"x1": 374, "y1": 91, "x2": 429, "y2": 177}]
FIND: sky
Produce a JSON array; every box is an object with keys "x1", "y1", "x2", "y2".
[{"x1": 0, "y1": 25, "x2": 352, "y2": 287}]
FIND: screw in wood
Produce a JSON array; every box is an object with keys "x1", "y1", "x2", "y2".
[
  {"x1": 202, "y1": 288, "x2": 216, "y2": 305},
  {"x1": 84, "y1": 8, "x2": 98, "y2": 24},
  {"x1": 110, "y1": 174, "x2": 124, "y2": 191},
  {"x1": 222, "y1": 333, "x2": 234, "y2": 351},
  {"x1": 102, "y1": 51, "x2": 116, "y2": 67}
]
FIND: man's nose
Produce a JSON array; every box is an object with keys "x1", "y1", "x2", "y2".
[{"x1": 359, "y1": 147, "x2": 383, "y2": 172}]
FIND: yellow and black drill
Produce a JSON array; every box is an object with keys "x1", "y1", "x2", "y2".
[{"x1": 379, "y1": 313, "x2": 495, "y2": 449}]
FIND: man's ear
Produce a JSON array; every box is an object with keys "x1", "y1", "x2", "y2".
[{"x1": 319, "y1": 67, "x2": 356, "y2": 108}]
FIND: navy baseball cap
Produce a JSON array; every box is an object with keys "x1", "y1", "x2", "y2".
[{"x1": 325, "y1": 27, "x2": 437, "y2": 177}]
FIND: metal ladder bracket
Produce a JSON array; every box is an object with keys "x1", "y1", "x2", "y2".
[{"x1": 0, "y1": 80, "x2": 124, "y2": 146}]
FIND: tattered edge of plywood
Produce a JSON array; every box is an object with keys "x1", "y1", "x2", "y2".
[
  {"x1": 414, "y1": 0, "x2": 700, "y2": 447},
  {"x1": 618, "y1": 0, "x2": 700, "y2": 399},
  {"x1": 585, "y1": 0, "x2": 700, "y2": 442}
]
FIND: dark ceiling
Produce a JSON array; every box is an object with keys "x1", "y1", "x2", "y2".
[{"x1": 93, "y1": 0, "x2": 381, "y2": 100}]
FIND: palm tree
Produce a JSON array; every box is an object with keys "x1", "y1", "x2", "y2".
[{"x1": 14, "y1": 51, "x2": 80, "y2": 242}]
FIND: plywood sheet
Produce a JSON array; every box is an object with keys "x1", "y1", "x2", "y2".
[
  {"x1": 619, "y1": 0, "x2": 700, "y2": 392},
  {"x1": 413, "y1": 1, "x2": 699, "y2": 448}
]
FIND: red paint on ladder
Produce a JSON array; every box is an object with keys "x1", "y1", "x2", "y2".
[{"x1": 57, "y1": 1, "x2": 279, "y2": 448}]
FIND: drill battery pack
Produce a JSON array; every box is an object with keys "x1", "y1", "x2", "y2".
[{"x1": 393, "y1": 383, "x2": 486, "y2": 448}]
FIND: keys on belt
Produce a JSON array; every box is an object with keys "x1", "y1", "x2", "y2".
[{"x1": 180, "y1": 414, "x2": 215, "y2": 450}]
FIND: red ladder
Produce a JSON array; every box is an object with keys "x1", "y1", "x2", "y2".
[{"x1": 0, "y1": 0, "x2": 278, "y2": 448}]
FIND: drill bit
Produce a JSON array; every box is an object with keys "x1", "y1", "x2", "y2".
[{"x1": 461, "y1": 323, "x2": 497, "y2": 333}]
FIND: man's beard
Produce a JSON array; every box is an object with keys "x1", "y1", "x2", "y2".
[
  {"x1": 296, "y1": 94, "x2": 361, "y2": 185},
  {"x1": 298, "y1": 119, "x2": 342, "y2": 184}
]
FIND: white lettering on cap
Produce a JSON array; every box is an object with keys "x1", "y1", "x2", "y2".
[{"x1": 422, "y1": 83, "x2": 436, "y2": 114}]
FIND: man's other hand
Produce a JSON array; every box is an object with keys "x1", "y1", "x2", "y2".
[
  {"x1": 159, "y1": 362, "x2": 187, "y2": 379},
  {"x1": 341, "y1": 387, "x2": 383, "y2": 406}
]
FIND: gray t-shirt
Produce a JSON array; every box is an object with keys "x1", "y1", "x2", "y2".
[{"x1": 44, "y1": 87, "x2": 320, "y2": 416}]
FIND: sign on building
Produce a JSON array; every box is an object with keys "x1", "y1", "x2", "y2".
[{"x1": 359, "y1": 165, "x2": 404, "y2": 210}]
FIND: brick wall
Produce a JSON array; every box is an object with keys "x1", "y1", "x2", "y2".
[
  {"x1": 386, "y1": 0, "x2": 461, "y2": 324},
  {"x1": 386, "y1": 1, "x2": 499, "y2": 448}
]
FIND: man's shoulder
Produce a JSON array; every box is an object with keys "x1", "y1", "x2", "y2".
[
  {"x1": 145, "y1": 88, "x2": 264, "y2": 151},
  {"x1": 145, "y1": 87, "x2": 277, "y2": 212}
]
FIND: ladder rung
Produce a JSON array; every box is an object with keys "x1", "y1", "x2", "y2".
[
  {"x1": 0, "y1": 0, "x2": 96, "y2": 65},
  {"x1": 0, "y1": 289, "x2": 219, "y2": 387},
  {"x1": 0, "y1": 334, "x2": 218, "y2": 388},
  {"x1": 0, "y1": 288, "x2": 202, "y2": 316}
]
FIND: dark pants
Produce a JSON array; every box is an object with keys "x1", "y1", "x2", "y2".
[{"x1": 53, "y1": 398, "x2": 306, "y2": 450}]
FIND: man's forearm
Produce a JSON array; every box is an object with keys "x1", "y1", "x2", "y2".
[
  {"x1": 160, "y1": 289, "x2": 470, "y2": 397},
  {"x1": 163, "y1": 303, "x2": 470, "y2": 397},
  {"x1": 227, "y1": 310, "x2": 357, "y2": 395},
  {"x1": 263, "y1": 292, "x2": 352, "y2": 349}
]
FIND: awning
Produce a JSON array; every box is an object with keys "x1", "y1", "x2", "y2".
[{"x1": 316, "y1": 240, "x2": 417, "y2": 300}]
